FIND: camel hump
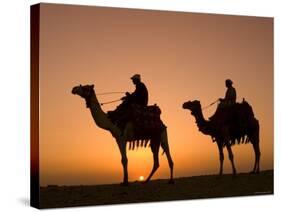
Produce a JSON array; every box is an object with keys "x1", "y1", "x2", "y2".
[
  {"x1": 138, "y1": 104, "x2": 161, "y2": 115},
  {"x1": 126, "y1": 103, "x2": 161, "y2": 118},
  {"x1": 131, "y1": 104, "x2": 163, "y2": 125},
  {"x1": 209, "y1": 100, "x2": 255, "y2": 125},
  {"x1": 107, "y1": 103, "x2": 165, "y2": 138},
  {"x1": 237, "y1": 100, "x2": 255, "y2": 118},
  {"x1": 132, "y1": 104, "x2": 166, "y2": 139}
]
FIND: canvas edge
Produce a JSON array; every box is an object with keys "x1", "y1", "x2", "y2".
[{"x1": 30, "y1": 3, "x2": 40, "y2": 209}]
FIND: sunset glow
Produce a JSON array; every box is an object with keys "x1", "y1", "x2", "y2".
[{"x1": 39, "y1": 4, "x2": 273, "y2": 186}]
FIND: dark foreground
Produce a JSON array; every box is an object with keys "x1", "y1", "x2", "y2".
[{"x1": 40, "y1": 170, "x2": 273, "y2": 208}]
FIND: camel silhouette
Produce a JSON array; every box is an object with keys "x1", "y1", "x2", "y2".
[
  {"x1": 182, "y1": 100, "x2": 260, "y2": 176},
  {"x1": 72, "y1": 84, "x2": 174, "y2": 185}
]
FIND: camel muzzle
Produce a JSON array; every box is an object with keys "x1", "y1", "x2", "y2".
[
  {"x1": 71, "y1": 88, "x2": 77, "y2": 95},
  {"x1": 182, "y1": 102, "x2": 190, "y2": 109}
]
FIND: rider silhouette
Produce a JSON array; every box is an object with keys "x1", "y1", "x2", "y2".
[
  {"x1": 122, "y1": 74, "x2": 148, "y2": 106},
  {"x1": 107, "y1": 74, "x2": 149, "y2": 129},
  {"x1": 209, "y1": 79, "x2": 237, "y2": 122},
  {"x1": 219, "y1": 79, "x2": 236, "y2": 108}
]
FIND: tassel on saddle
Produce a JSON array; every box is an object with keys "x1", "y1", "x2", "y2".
[{"x1": 128, "y1": 139, "x2": 150, "y2": 150}]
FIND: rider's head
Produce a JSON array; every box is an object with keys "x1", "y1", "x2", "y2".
[
  {"x1": 225, "y1": 79, "x2": 233, "y2": 88},
  {"x1": 131, "y1": 74, "x2": 141, "y2": 85}
]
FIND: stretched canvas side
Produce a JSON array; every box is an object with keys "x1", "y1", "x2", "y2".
[{"x1": 30, "y1": 4, "x2": 40, "y2": 209}]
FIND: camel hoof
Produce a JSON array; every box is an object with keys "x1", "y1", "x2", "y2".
[
  {"x1": 120, "y1": 182, "x2": 129, "y2": 186},
  {"x1": 168, "y1": 179, "x2": 175, "y2": 184},
  {"x1": 250, "y1": 170, "x2": 260, "y2": 175},
  {"x1": 141, "y1": 181, "x2": 148, "y2": 185}
]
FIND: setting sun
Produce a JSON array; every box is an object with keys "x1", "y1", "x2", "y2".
[{"x1": 139, "y1": 176, "x2": 144, "y2": 181}]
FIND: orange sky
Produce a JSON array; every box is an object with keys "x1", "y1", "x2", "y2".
[{"x1": 39, "y1": 3, "x2": 273, "y2": 186}]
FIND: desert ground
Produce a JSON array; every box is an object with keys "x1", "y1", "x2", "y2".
[{"x1": 40, "y1": 170, "x2": 273, "y2": 209}]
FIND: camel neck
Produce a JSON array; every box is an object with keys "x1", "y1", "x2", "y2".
[
  {"x1": 193, "y1": 108, "x2": 211, "y2": 135},
  {"x1": 88, "y1": 93, "x2": 101, "y2": 112},
  {"x1": 87, "y1": 94, "x2": 121, "y2": 139}
]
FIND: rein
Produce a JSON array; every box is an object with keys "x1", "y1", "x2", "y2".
[
  {"x1": 95, "y1": 91, "x2": 125, "y2": 106},
  {"x1": 96, "y1": 91, "x2": 125, "y2": 96},
  {"x1": 202, "y1": 99, "x2": 220, "y2": 110},
  {"x1": 100, "y1": 99, "x2": 122, "y2": 106}
]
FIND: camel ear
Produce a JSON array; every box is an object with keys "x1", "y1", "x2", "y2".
[{"x1": 91, "y1": 84, "x2": 94, "y2": 89}]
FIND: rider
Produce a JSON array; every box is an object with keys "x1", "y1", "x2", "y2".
[
  {"x1": 219, "y1": 79, "x2": 236, "y2": 108},
  {"x1": 122, "y1": 74, "x2": 148, "y2": 106},
  {"x1": 209, "y1": 79, "x2": 237, "y2": 122},
  {"x1": 108, "y1": 74, "x2": 149, "y2": 128}
]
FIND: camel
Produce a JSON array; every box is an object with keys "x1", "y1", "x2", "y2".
[
  {"x1": 72, "y1": 84, "x2": 174, "y2": 185},
  {"x1": 182, "y1": 100, "x2": 260, "y2": 177}
]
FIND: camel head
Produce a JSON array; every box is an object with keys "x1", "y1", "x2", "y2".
[
  {"x1": 72, "y1": 84, "x2": 95, "y2": 108},
  {"x1": 72, "y1": 85, "x2": 95, "y2": 108},
  {"x1": 182, "y1": 100, "x2": 202, "y2": 115},
  {"x1": 72, "y1": 84, "x2": 95, "y2": 98}
]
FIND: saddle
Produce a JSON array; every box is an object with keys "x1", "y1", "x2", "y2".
[
  {"x1": 209, "y1": 100, "x2": 255, "y2": 138},
  {"x1": 107, "y1": 103, "x2": 166, "y2": 138}
]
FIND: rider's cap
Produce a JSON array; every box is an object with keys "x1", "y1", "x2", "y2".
[
  {"x1": 131, "y1": 74, "x2": 141, "y2": 81},
  {"x1": 225, "y1": 79, "x2": 233, "y2": 85}
]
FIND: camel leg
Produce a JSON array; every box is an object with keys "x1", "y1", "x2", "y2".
[
  {"x1": 254, "y1": 124, "x2": 261, "y2": 174},
  {"x1": 145, "y1": 141, "x2": 160, "y2": 183},
  {"x1": 250, "y1": 122, "x2": 261, "y2": 174},
  {"x1": 165, "y1": 149, "x2": 174, "y2": 184},
  {"x1": 226, "y1": 144, "x2": 237, "y2": 176},
  {"x1": 118, "y1": 123, "x2": 134, "y2": 185},
  {"x1": 117, "y1": 139, "x2": 129, "y2": 185},
  {"x1": 251, "y1": 142, "x2": 261, "y2": 174},
  {"x1": 254, "y1": 121, "x2": 261, "y2": 174},
  {"x1": 255, "y1": 143, "x2": 261, "y2": 173},
  {"x1": 217, "y1": 142, "x2": 224, "y2": 176},
  {"x1": 250, "y1": 142, "x2": 257, "y2": 174},
  {"x1": 160, "y1": 130, "x2": 174, "y2": 184}
]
